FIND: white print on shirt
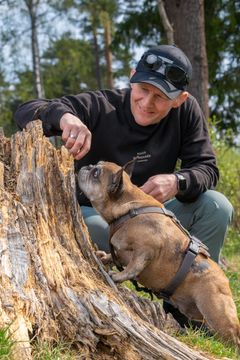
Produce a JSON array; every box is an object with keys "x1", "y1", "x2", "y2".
[{"x1": 136, "y1": 151, "x2": 152, "y2": 162}]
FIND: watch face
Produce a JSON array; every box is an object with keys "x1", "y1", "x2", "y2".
[{"x1": 176, "y1": 174, "x2": 187, "y2": 191}]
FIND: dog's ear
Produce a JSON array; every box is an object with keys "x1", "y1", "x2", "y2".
[
  {"x1": 122, "y1": 157, "x2": 137, "y2": 178},
  {"x1": 107, "y1": 168, "x2": 124, "y2": 198}
]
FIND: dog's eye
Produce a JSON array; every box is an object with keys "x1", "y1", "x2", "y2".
[{"x1": 92, "y1": 167, "x2": 101, "y2": 179}]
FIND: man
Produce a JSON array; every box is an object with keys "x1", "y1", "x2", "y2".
[{"x1": 14, "y1": 44, "x2": 233, "y2": 264}]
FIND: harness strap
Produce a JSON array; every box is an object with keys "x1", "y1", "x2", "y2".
[
  {"x1": 154, "y1": 236, "x2": 201, "y2": 300},
  {"x1": 109, "y1": 206, "x2": 209, "y2": 301}
]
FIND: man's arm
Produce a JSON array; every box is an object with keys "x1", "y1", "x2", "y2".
[
  {"x1": 14, "y1": 97, "x2": 92, "y2": 160},
  {"x1": 141, "y1": 97, "x2": 219, "y2": 203}
]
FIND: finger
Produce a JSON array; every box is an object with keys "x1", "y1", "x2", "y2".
[
  {"x1": 65, "y1": 134, "x2": 78, "y2": 149},
  {"x1": 64, "y1": 124, "x2": 89, "y2": 151},
  {"x1": 62, "y1": 122, "x2": 83, "y2": 143},
  {"x1": 74, "y1": 134, "x2": 92, "y2": 160},
  {"x1": 62, "y1": 125, "x2": 72, "y2": 142},
  {"x1": 69, "y1": 132, "x2": 91, "y2": 159}
]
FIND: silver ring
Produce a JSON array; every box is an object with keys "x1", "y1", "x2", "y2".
[{"x1": 69, "y1": 134, "x2": 77, "y2": 139}]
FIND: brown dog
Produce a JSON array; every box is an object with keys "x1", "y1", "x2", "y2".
[{"x1": 78, "y1": 160, "x2": 240, "y2": 349}]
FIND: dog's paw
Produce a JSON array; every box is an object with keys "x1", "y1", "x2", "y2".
[
  {"x1": 108, "y1": 270, "x2": 121, "y2": 282},
  {"x1": 96, "y1": 250, "x2": 112, "y2": 265}
]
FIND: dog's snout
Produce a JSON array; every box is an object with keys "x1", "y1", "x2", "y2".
[{"x1": 80, "y1": 164, "x2": 93, "y2": 172}]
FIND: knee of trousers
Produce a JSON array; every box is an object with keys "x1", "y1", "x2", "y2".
[{"x1": 198, "y1": 190, "x2": 234, "y2": 227}]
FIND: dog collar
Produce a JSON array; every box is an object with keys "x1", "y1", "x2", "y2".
[{"x1": 109, "y1": 206, "x2": 209, "y2": 301}]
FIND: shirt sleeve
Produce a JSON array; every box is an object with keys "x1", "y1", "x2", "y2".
[
  {"x1": 14, "y1": 92, "x2": 101, "y2": 137},
  {"x1": 175, "y1": 97, "x2": 219, "y2": 202}
]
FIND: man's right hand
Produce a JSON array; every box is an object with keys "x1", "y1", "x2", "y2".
[{"x1": 60, "y1": 113, "x2": 92, "y2": 160}]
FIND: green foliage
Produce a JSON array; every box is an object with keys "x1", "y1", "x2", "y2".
[
  {"x1": 0, "y1": 325, "x2": 15, "y2": 359},
  {"x1": 0, "y1": 80, "x2": 18, "y2": 136},
  {"x1": 209, "y1": 118, "x2": 240, "y2": 258},
  {"x1": 42, "y1": 35, "x2": 98, "y2": 96},
  {"x1": 205, "y1": 0, "x2": 240, "y2": 135},
  {"x1": 113, "y1": 0, "x2": 163, "y2": 48}
]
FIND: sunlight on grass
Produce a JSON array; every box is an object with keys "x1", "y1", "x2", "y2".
[
  {"x1": 177, "y1": 326, "x2": 239, "y2": 359},
  {"x1": 31, "y1": 339, "x2": 80, "y2": 360}
]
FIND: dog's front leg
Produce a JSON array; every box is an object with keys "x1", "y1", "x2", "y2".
[
  {"x1": 96, "y1": 250, "x2": 112, "y2": 265},
  {"x1": 110, "y1": 248, "x2": 153, "y2": 283}
]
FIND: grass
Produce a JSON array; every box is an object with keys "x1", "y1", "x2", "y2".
[
  {"x1": 31, "y1": 340, "x2": 80, "y2": 360},
  {"x1": 177, "y1": 327, "x2": 239, "y2": 359},
  {"x1": 0, "y1": 325, "x2": 15, "y2": 359}
]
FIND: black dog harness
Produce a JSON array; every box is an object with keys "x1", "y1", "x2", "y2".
[{"x1": 109, "y1": 206, "x2": 209, "y2": 301}]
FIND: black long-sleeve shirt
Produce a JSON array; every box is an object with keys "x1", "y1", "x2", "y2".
[{"x1": 14, "y1": 88, "x2": 219, "y2": 205}]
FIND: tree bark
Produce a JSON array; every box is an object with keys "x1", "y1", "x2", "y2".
[
  {"x1": 92, "y1": 22, "x2": 102, "y2": 89},
  {"x1": 0, "y1": 122, "x2": 212, "y2": 359},
  {"x1": 157, "y1": 0, "x2": 174, "y2": 44},
  {"x1": 164, "y1": 0, "x2": 209, "y2": 119},
  {"x1": 101, "y1": 11, "x2": 114, "y2": 88}
]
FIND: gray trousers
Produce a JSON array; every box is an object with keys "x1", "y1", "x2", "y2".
[{"x1": 81, "y1": 190, "x2": 234, "y2": 263}]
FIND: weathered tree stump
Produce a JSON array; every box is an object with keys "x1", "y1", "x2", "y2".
[{"x1": 0, "y1": 121, "x2": 212, "y2": 359}]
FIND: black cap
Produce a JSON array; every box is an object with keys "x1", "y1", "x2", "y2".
[{"x1": 130, "y1": 45, "x2": 192, "y2": 99}]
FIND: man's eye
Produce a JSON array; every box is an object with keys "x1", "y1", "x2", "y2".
[{"x1": 92, "y1": 168, "x2": 100, "y2": 179}]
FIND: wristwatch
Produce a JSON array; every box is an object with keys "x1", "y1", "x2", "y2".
[{"x1": 175, "y1": 173, "x2": 187, "y2": 193}]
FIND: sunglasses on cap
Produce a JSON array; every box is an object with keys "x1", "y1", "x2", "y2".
[{"x1": 142, "y1": 53, "x2": 189, "y2": 88}]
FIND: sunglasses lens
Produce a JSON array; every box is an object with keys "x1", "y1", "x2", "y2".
[
  {"x1": 141, "y1": 53, "x2": 188, "y2": 87},
  {"x1": 166, "y1": 66, "x2": 186, "y2": 83}
]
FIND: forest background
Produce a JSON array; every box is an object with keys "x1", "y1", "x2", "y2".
[{"x1": 0, "y1": 0, "x2": 239, "y2": 358}]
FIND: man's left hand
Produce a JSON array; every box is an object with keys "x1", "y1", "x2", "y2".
[{"x1": 140, "y1": 174, "x2": 178, "y2": 203}]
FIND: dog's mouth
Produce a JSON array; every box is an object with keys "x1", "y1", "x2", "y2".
[
  {"x1": 78, "y1": 165, "x2": 102, "y2": 192},
  {"x1": 80, "y1": 165, "x2": 101, "y2": 178}
]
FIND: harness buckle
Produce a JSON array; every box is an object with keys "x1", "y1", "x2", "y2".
[
  {"x1": 188, "y1": 240, "x2": 200, "y2": 255},
  {"x1": 129, "y1": 208, "x2": 139, "y2": 218}
]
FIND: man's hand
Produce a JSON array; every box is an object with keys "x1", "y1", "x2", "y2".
[
  {"x1": 60, "y1": 113, "x2": 92, "y2": 160},
  {"x1": 140, "y1": 174, "x2": 178, "y2": 203}
]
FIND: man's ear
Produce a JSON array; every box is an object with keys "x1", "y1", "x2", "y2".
[
  {"x1": 129, "y1": 69, "x2": 136, "y2": 83},
  {"x1": 130, "y1": 68, "x2": 136, "y2": 76},
  {"x1": 107, "y1": 168, "x2": 124, "y2": 198},
  {"x1": 172, "y1": 91, "x2": 189, "y2": 108},
  {"x1": 122, "y1": 157, "x2": 137, "y2": 178}
]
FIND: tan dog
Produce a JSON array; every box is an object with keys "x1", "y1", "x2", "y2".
[{"x1": 78, "y1": 160, "x2": 240, "y2": 349}]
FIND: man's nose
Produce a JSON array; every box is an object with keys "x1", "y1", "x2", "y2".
[{"x1": 142, "y1": 94, "x2": 154, "y2": 107}]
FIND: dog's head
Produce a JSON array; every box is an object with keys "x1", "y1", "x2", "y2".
[{"x1": 78, "y1": 159, "x2": 137, "y2": 207}]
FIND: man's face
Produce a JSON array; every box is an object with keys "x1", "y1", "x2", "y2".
[{"x1": 130, "y1": 82, "x2": 182, "y2": 126}]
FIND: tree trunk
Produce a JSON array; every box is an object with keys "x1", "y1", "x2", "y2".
[
  {"x1": 24, "y1": 0, "x2": 45, "y2": 99},
  {"x1": 0, "y1": 121, "x2": 212, "y2": 359},
  {"x1": 101, "y1": 11, "x2": 114, "y2": 88},
  {"x1": 157, "y1": 0, "x2": 174, "y2": 44},
  {"x1": 165, "y1": 0, "x2": 209, "y2": 119},
  {"x1": 92, "y1": 23, "x2": 102, "y2": 89}
]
